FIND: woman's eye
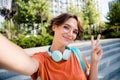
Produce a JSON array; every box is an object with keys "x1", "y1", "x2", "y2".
[
  {"x1": 73, "y1": 31, "x2": 78, "y2": 35},
  {"x1": 63, "y1": 26, "x2": 69, "y2": 30},
  {"x1": 63, "y1": 26, "x2": 70, "y2": 33}
]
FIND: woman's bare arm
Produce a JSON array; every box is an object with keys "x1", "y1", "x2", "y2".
[
  {"x1": 0, "y1": 33, "x2": 39, "y2": 75},
  {"x1": 88, "y1": 34, "x2": 102, "y2": 80}
]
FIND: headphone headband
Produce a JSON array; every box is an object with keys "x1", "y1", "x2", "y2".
[{"x1": 48, "y1": 46, "x2": 71, "y2": 62}]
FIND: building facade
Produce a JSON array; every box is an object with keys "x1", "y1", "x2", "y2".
[{"x1": 47, "y1": 0, "x2": 82, "y2": 16}]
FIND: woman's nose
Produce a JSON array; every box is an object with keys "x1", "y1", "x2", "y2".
[{"x1": 67, "y1": 30, "x2": 74, "y2": 37}]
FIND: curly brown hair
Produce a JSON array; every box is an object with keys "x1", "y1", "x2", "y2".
[{"x1": 48, "y1": 13, "x2": 84, "y2": 39}]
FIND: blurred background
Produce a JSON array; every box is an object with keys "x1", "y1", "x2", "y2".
[{"x1": 0, "y1": 0, "x2": 120, "y2": 48}]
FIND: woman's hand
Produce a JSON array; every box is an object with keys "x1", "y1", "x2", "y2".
[
  {"x1": 91, "y1": 34, "x2": 102, "y2": 63},
  {"x1": 88, "y1": 34, "x2": 103, "y2": 80}
]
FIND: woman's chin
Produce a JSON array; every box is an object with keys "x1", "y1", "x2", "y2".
[
  {"x1": 64, "y1": 41, "x2": 71, "y2": 45},
  {"x1": 62, "y1": 38, "x2": 73, "y2": 45}
]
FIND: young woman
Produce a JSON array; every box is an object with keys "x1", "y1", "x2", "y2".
[{"x1": 0, "y1": 13, "x2": 102, "y2": 80}]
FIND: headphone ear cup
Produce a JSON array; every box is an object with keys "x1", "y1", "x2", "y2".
[
  {"x1": 51, "y1": 51, "x2": 63, "y2": 62},
  {"x1": 63, "y1": 49, "x2": 71, "y2": 60}
]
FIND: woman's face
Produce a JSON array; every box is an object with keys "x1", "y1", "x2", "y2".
[{"x1": 52, "y1": 18, "x2": 78, "y2": 46}]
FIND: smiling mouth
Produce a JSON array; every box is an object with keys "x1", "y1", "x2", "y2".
[{"x1": 63, "y1": 36, "x2": 72, "y2": 42}]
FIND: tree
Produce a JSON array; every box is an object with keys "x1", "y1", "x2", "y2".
[
  {"x1": 13, "y1": 0, "x2": 51, "y2": 36},
  {"x1": 106, "y1": 0, "x2": 120, "y2": 32},
  {"x1": 82, "y1": 0, "x2": 100, "y2": 35},
  {"x1": 67, "y1": 3, "x2": 84, "y2": 21},
  {"x1": 102, "y1": 0, "x2": 120, "y2": 38}
]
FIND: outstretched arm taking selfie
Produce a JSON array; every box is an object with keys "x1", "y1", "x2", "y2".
[
  {"x1": 0, "y1": 33, "x2": 39, "y2": 75},
  {"x1": 88, "y1": 34, "x2": 102, "y2": 80}
]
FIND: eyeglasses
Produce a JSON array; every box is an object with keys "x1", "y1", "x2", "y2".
[{"x1": 62, "y1": 25, "x2": 78, "y2": 37}]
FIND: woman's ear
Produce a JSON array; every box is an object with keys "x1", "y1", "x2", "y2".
[{"x1": 52, "y1": 25, "x2": 57, "y2": 31}]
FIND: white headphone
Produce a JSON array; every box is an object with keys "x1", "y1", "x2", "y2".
[{"x1": 48, "y1": 46, "x2": 71, "y2": 62}]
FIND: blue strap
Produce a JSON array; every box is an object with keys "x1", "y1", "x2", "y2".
[{"x1": 71, "y1": 47, "x2": 86, "y2": 73}]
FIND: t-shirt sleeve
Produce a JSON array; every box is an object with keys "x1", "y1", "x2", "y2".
[{"x1": 30, "y1": 52, "x2": 45, "y2": 80}]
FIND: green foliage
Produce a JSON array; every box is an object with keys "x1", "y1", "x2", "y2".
[
  {"x1": 14, "y1": 0, "x2": 51, "y2": 24},
  {"x1": 10, "y1": 34, "x2": 53, "y2": 48},
  {"x1": 2, "y1": 20, "x2": 17, "y2": 39},
  {"x1": 104, "y1": 0, "x2": 120, "y2": 38},
  {"x1": 102, "y1": 28, "x2": 120, "y2": 38},
  {"x1": 40, "y1": 34, "x2": 53, "y2": 46},
  {"x1": 110, "y1": 31, "x2": 120, "y2": 38},
  {"x1": 82, "y1": 0, "x2": 100, "y2": 35},
  {"x1": 83, "y1": 34, "x2": 91, "y2": 40},
  {"x1": 12, "y1": 0, "x2": 52, "y2": 36},
  {"x1": 83, "y1": 34, "x2": 105, "y2": 40},
  {"x1": 67, "y1": 3, "x2": 84, "y2": 21},
  {"x1": 107, "y1": 0, "x2": 120, "y2": 26}
]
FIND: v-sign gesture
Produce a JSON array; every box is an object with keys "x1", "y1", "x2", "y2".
[
  {"x1": 91, "y1": 34, "x2": 102, "y2": 63},
  {"x1": 89, "y1": 35, "x2": 103, "y2": 80}
]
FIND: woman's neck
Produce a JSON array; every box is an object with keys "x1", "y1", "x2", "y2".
[{"x1": 51, "y1": 39, "x2": 65, "y2": 53}]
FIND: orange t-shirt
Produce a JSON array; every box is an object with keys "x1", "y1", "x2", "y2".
[{"x1": 31, "y1": 52, "x2": 89, "y2": 80}]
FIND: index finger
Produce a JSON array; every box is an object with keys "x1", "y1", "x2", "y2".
[
  {"x1": 91, "y1": 35, "x2": 94, "y2": 49},
  {"x1": 95, "y1": 34, "x2": 101, "y2": 46}
]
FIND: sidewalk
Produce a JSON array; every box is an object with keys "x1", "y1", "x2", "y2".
[{"x1": 24, "y1": 38, "x2": 120, "y2": 56}]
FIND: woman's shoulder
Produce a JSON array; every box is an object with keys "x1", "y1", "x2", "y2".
[{"x1": 31, "y1": 51, "x2": 49, "y2": 61}]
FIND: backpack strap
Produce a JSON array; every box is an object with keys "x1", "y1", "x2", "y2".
[{"x1": 70, "y1": 47, "x2": 86, "y2": 73}]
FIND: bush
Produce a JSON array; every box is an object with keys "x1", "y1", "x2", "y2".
[
  {"x1": 110, "y1": 31, "x2": 120, "y2": 38},
  {"x1": 83, "y1": 34, "x2": 105, "y2": 40},
  {"x1": 10, "y1": 34, "x2": 53, "y2": 48},
  {"x1": 39, "y1": 34, "x2": 53, "y2": 46},
  {"x1": 102, "y1": 29, "x2": 120, "y2": 38},
  {"x1": 83, "y1": 34, "x2": 91, "y2": 40}
]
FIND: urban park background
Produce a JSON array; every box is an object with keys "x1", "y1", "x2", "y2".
[{"x1": 0, "y1": 0, "x2": 120, "y2": 48}]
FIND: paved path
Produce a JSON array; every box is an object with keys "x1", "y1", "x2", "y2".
[{"x1": 24, "y1": 38, "x2": 120, "y2": 56}]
